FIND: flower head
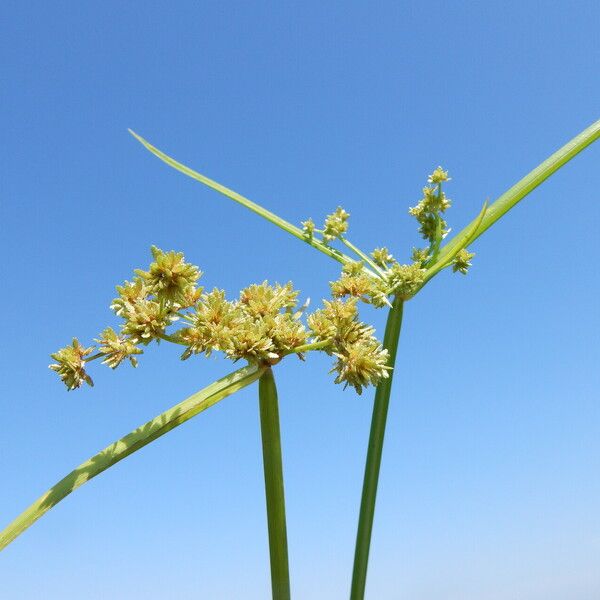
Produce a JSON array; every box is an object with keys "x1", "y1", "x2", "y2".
[
  {"x1": 120, "y1": 298, "x2": 178, "y2": 343},
  {"x1": 371, "y1": 247, "x2": 394, "y2": 267},
  {"x1": 332, "y1": 339, "x2": 390, "y2": 395},
  {"x1": 135, "y1": 246, "x2": 201, "y2": 305},
  {"x1": 386, "y1": 263, "x2": 426, "y2": 300},
  {"x1": 239, "y1": 281, "x2": 298, "y2": 318},
  {"x1": 178, "y1": 289, "x2": 241, "y2": 359},
  {"x1": 323, "y1": 206, "x2": 350, "y2": 242},
  {"x1": 301, "y1": 218, "x2": 316, "y2": 237},
  {"x1": 49, "y1": 338, "x2": 95, "y2": 390},
  {"x1": 452, "y1": 248, "x2": 475, "y2": 274},
  {"x1": 330, "y1": 261, "x2": 377, "y2": 303},
  {"x1": 428, "y1": 166, "x2": 450, "y2": 184},
  {"x1": 96, "y1": 327, "x2": 143, "y2": 369},
  {"x1": 111, "y1": 278, "x2": 149, "y2": 316}
]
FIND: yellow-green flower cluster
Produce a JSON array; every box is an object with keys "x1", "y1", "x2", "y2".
[
  {"x1": 49, "y1": 244, "x2": 390, "y2": 396},
  {"x1": 135, "y1": 246, "x2": 202, "y2": 306},
  {"x1": 371, "y1": 247, "x2": 394, "y2": 268},
  {"x1": 330, "y1": 261, "x2": 378, "y2": 304},
  {"x1": 50, "y1": 160, "x2": 477, "y2": 395},
  {"x1": 302, "y1": 207, "x2": 351, "y2": 244},
  {"x1": 49, "y1": 339, "x2": 95, "y2": 391},
  {"x1": 329, "y1": 258, "x2": 426, "y2": 306},
  {"x1": 112, "y1": 246, "x2": 201, "y2": 345},
  {"x1": 308, "y1": 298, "x2": 390, "y2": 394},
  {"x1": 452, "y1": 248, "x2": 475, "y2": 274},
  {"x1": 409, "y1": 167, "x2": 452, "y2": 244},
  {"x1": 96, "y1": 327, "x2": 143, "y2": 369},
  {"x1": 301, "y1": 218, "x2": 316, "y2": 238},
  {"x1": 385, "y1": 263, "x2": 426, "y2": 299},
  {"x1": 178, "y1": 282, "x2": 309, "y2": 365},
  {"x1": 300, "y1": 166, "x2": 476, "y2": 314},
  {"x1": 50, "y1": 247, "x2": 203, "y2": 390},
  {"x1": 323, "y1": 207, "x2": 350, "y2": 242}
]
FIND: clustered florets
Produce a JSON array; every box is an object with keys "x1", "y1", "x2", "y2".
[
  {"x1": 452, "y1": 248, "x2": 475, "y2": 274},
  {"x1": 50, "y1": 249, "x2": 389, "y2": 394},
  {"x1": 308, "y1": 298, "x2": 390, "y2": 394},
  {"x1": 51, "y1": 166, "x2": 476, "y2": 395},
  {"x1": 96, "y1": 327, "x2": 143, "y2": 369},
  {"x1": 177, "y1": 282, "x2": 309, "y2": 364},
  {"x1": 303, "y1": 166, "x2": 474, "y2": 313},
  {"x1": 49, "y1": 339, "x2": 95, "y2": 391},
  {"x1": 409, "y1": 168, "x2": 452, "y2": 245},
  {"x1": 322, "y1": 207, "x2": 350, "y2": 242},
  {"x1": 134, "y1": 246, "x2": 202, "y2": 305}
]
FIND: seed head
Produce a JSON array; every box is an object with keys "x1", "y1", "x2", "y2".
[
  {"x1": 323, "y1": 206, "x2": 350, "y2": 242},
  {"x1": 302, "y1": 218, "x2": 316, "y2": 237},
  {"x1": 452, "y1": 248, "x2": 475, "y2": 275},
  {"x1": 96, "y1": 327, "x2": 143, "y2": 369},
  {"x1": 332, "y1": 339, "x2": 390, "y2": 395},
  {"x1": 135, "y1": 246, "x2": 202, "y2": 305},
  {"x1": 49, "y1": 338, "x2": 95, "y2": 390},
  {"x1": 428, "y1": 166, "x2": 450, "y2": 184}
]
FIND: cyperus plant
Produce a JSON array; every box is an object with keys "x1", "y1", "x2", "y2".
[
  {"x1": 4, "y1": 245, "x2": 390, "y2": 600},
  {"x1": 1, "y1": 118, "x2": 599, "y2": 600}
]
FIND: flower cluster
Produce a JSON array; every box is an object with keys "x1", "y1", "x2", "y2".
[
  {"x1": 302, "y1": 167, "x2": 474, "y2": 312},
  {"x1": 302, "y1": 207, "x2": 350, "y2": 243},
  {"x1": 49, "y1": 339, "x2": 95, "y2": 391},
  {"x1": 96, "y1": 327, "x2": 143, "y2": 369},
  {"x1": 50, "y1": 248, "x2": 389, "y2": 395},
  {"x1": 452, "y1": 248, "x2": 475, "y2": 274},
  {"x1": 329, "y1": 257, "x2": 426, "y2": 308},
  {"x1": 50, "y1": 246, "x2": 201, "y2": 390},
  {"x1": 322, "y1": 207, "x2": 350, "y2": 242},
  {"x1": 50, "y1": 167, "x2": 477, "y2": 394},
  {"x1": 134, "y1": 246, "x2": 201, "y2": 305},
  {"x1": 177, "y1": 283, "x2": 309, "y2": 364},
  {"x1": 409, "y1": 167, "x2": 452, "y2": 245},
  {"x1": 308, "y1": 298, "x2": 390, "y2": 394}
]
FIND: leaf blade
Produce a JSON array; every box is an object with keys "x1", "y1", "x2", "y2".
[
  {"x1": 0, "y1": 363, "x2": 264, "y2": 552},
  {"x1": 435, "y1": 118, "x2": 600, "y2": 267},
  {"x1": 129, "y1": 130, "x2": 353, "y2": 265}
]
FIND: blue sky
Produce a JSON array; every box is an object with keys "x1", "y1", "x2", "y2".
[{"x1": 1, "y1": 2, "x2": 599, "y2": 598}]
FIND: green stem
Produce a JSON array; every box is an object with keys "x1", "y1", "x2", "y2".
[
  {"x1": 340, "y1": 237, "x2": 386, "y2": 278},
  {"x1": 129, "y1": 129, "x2": 354, "y2": 267},
  {"x1": 286, "y1": 339, "x2": 331, "y2": 355},
  {"x1": 350, "y1": 296, "x2": 404, "y2": 600},
  {"x1": 258, "y1": 368, "x2": 291, "y2": 600},
  {"x1": 0, "y1": 364, "x2": 264, "y2": 552}
]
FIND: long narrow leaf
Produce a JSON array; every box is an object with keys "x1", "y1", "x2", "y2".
[
  {"x1": 129, "y1": 130, "x2": 353, "y2": 266},
  {"x1": 421, "y1": 200, "x2": 488, "y2": 284},
  {"x1": 0, "y1": 364, "x2": 264, "y2": 551},
  {"x1": 435, "y1": 118, "x2": 600, "y2": 267}
]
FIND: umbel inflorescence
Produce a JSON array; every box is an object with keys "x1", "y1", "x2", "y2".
[
  {"x1": 50, "y1": 167, "x2": 473, "y2": 395},
  {"x1": 304, "y1": 167, "x2": 474, "y2": 309},
  {"x1": 50, "y1": 249, "x2": 390, "y2": 395}
]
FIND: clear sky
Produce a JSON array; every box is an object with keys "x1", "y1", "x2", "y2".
[{"x1": 1, "y1": 2, "x2": 599, "y2": 599}]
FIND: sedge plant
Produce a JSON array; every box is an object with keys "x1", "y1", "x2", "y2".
[
  {"x1": 1, "y1": 247, "x2": 390, "y2": 600},
  {"x1": 127, "y1": 119, "x2": 599, "y2": 599},
  {"x1": 1, "y1": 119, "x2": 599, "y2": 599}
]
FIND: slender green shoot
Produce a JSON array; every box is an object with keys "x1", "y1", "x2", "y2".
[
  {"x1": 0, "y1": 364, "x2": 264, "y2": 552},
  {"x1": 340, "y1": 237, "x2": 387, "y2": 278},
  {"x1": 434, "y1": 118, "x2": 600, "y2": 269},
  {"x1": 350, "y1": 296, "x2": 404, "y2": 600},
  {"x1": 418, "y1": 200, "x2": 488, "y2": 287},
  {"x1": 259, "y1": 368, "x2": 291, "y2": 600},
  {"x1": 129, "y1": 129, "x2": 354, "y2": 267}
]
